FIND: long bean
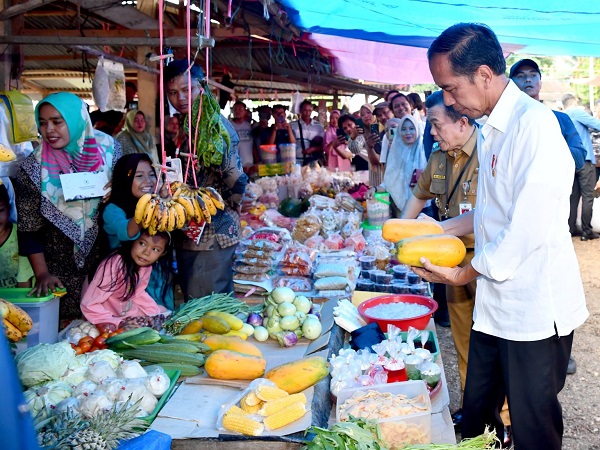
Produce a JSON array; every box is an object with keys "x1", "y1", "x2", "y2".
[{"x1": 163, "y1": 293, "x2": 258, "y2": 334}]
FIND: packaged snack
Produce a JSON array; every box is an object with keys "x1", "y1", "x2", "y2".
[
  {"x1": 273, "y1": 276, "x2": 313, "y2": 292},
  {"x1": 323, "y1": 232, "x2": 345, "y2": 250},
  {"x1": 233, "y1": 273, "x2": 271, "y2": 283},
  {"x1": 234, "y1": 264, "x2": 270, "y2": 275},
  {"x1": 304, "y1": 234, "x2": 325, "y2": 250},
  {"x1": 292, "y1": 213, "x2": 322, "y2": 243},
  {"x1": 314, "y1": 263, "x2": 350, "y2": 279},
  {"x1": 314, "y1": 276, "x2": 351, "y2": 291}
]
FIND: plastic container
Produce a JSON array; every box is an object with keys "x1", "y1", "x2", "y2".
[
  {"x1": 359, "y1": 255, "x2": 376, "y2": 270},
  {"x1": 259, "y1": 145, "x2": 278, "y2": 164},
  {"x1": 361, "y1": 220, "x2": 383, "y2": 240},
  {"x1": 374, "y1": 283, "x2": 389, "y2": 293},
  {"x1": 356, "y1": 279, "x2": 375, "y2": 291},
  {"x1": 357, "y1": 294, "x2": 438, "y2": 331},
  {"x1": 407, "y1": 271, "x2": 421, "y2": 285},
  {"x1": 366, "y1": 192, "x2": 391, "y2": 227},
  {"x1": 336, "y1": 381, "x2": 432, "y2": 447},
  {"x1": 279, "y1": 143, "x2": 297, "y2": 163},
  {"x1": 0, "y1": 288, "x2": 59, "y2": 349},
  {"x1": 390, "y1": 282, "x2": 410, "y2": 294},
  {"x1": 392, "y1": 265, "x2": 409, "y2": 280},
  {"x1": 410, "y1": 283, "x2": 429, "y2": 296},
  {"x1": 369, "y1": 269, "x2": 386, "y2": 282}
]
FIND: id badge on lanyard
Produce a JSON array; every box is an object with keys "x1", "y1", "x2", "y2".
[{"x1": 459, "y1": 181, "x2": 472, "y2": 215}]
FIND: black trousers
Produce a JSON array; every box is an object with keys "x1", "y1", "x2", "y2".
[
  {"x1": 462, "y1": 329, "x2": 572, "y2": 450},
  {"x1": 568, "y1": 161, "x2": 596, "y2": 235}
]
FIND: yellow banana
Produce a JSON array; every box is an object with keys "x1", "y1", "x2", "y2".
[
  {"x1": 172, "y1": 187, "x2": 182, "y2": 198},
  {"x1": 191, "y1": 196, "x2": 205, "y2": 223},
  {"x1": 203, "y1": 187, "x2": 225, "y2": 210},
  {"x1": 172, "y1": 202, "x2": 187, "y2": 229},
  {"x1": 195, "y1": 194, "x2": 211, "y2": 224},
  {"x1": 170, "y1": 181, "x2": 182, "y2": 191},
  {"x1": 176, "y1": 197, "x2": 195, "y2": 220},
  {"x1": 134, "y1": 193, "x2": 153, "y2": 224},
  {"x1": 166, "y1": 206, "x2": 176, "y2": 231},
  {"x1": 3, "y1": 318, "x2": 22, "y2": 342},
  {"x1": 0, "y1": 301, "x2": 9, "y2": 319},
  {"x1": 0, "y1": 299, "x2": 33, "y2": 334},
  {"x1": 142, "y1": 198, "x2": 158, "y2": 228},
  {"x1": 199, "y1": 191, "x2": 217, "y2": 216},
  {"x1": 148, "y1": 223, "x2": 158, "y2": 236},
  {"x1": 160, "y1": 202, "x2": 170, "y2": 232},
  {"x1": 152, "y1": 201, "x2": 164, "y2": 230}
]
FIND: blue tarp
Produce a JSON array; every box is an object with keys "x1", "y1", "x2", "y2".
[{"x1": 278, "y1": 1, "x2": 600, "y2": 57}]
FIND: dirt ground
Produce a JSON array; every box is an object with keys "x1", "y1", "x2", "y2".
[{"x1": 437, "y1": 237, "x2": 600, "y2": 449}]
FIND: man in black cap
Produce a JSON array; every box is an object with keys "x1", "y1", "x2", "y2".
[{"x1": 510, "y1": 58, "x2": 585, "y2": 376}]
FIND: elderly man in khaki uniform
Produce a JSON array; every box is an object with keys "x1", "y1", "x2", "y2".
[{"x1": 400, "y1": 90, "x2": 479, "y2": 424}]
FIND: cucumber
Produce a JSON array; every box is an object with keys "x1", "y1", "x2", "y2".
[
  {"x1": 120, "y1": 348, "x2": 205, "y2": 366},
  {"x1": 105, "y1": 327, "x2": 153, "y2": 346},
  {"x1": 108, "y1": 329, "x2": 161, "y2": 350},
  {"x1": 144, "y1": 363, "x2": 203, "y2": 377},
  {"x1": 141, "y1": 342, "x2": 201, "y2": 354}
]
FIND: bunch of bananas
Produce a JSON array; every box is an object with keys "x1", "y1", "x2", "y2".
[
  {"x1": 170, "y1": 182, "x2": 225, "y2": 225},
  {"x1": 134, "y1": 194, "x2": 187, "y2": 234},
  {"x1": 1, "y1": 298, "x2": 33, "y2": 342}
]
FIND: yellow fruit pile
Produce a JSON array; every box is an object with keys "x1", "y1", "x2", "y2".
[
  {"x1": 1, "y1": 298, "x2": 33, "y2": 342},
  {"x1": 133, "y1": 183, "x2": 225, "y2": 234}
]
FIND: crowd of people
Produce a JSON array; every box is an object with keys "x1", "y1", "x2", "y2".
[{"x1": 0, "y1": 22, "x2": 597, "y2": 450}]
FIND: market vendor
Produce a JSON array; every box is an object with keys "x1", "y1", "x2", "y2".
[
  {"x1": 400, "y1": 89, "x2": 479, "y2": 423},
  {"x1": 419, "y1": 23, "x2": 588, "y2": 450},
  {"x1": 164, "y1": 59, "x2": 248, "y2": 299},
  {"x1": 16, "y1": 92, "x2": 119, "y2": 323}
]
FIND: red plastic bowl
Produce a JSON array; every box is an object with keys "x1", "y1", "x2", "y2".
[{"x1": 358, "y1": 294, "x2": 438, "y2": 332}]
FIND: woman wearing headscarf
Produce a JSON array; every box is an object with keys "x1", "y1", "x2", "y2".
[
  {"x1": 16, "y1": 93, "x2": 120, "y2": 323},
  {"x1": 323, "y1": 110, "x2": 352, "y2": 172},
  {"x1": 382, "y1": 115, "x2": 428, "y2": 216},
  {"x1": 115, "y1": 109, "x2": 159, "y2": 164}
]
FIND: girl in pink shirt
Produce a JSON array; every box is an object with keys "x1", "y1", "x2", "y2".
[{"x1": 81, "y1": 231, "x2": 171, "y2": 328}]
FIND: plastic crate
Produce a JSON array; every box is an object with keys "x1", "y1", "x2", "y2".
[
  {"x1": 336, "y1": 380, "x2": 432, "y2": 447},
  {"x1": 0, "y1": 288, "x2": 59, "y2": 348}
]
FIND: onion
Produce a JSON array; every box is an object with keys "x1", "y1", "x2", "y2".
[
  {"x1": 247, "y1": 312, "x2": 263, "y2": 327},
  {"x1": 253, "y1": 326, "x2": 269, "y2": 342}
]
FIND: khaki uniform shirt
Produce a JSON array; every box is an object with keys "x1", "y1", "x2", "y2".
[{"x1": 412, "y1": 128, "x2": 479, "y2": 248}]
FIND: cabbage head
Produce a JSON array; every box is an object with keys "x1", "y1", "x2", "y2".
[{"x1": 15, "y1": 342, "x2": 77, "y2": 388}]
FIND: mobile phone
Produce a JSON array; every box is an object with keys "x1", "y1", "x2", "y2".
[
  {"x1": 336, "y1": 128, "x2": 346, "y2": 138},
  {"x1": 389, "y1": 127, "x2": 396, "y2": 138},
  {"x1": 370, "y1": 123, "x2": 379, "y2": 134},
  {"x1": 277, "y1": 115, "x2": 285, "y2": 123}
]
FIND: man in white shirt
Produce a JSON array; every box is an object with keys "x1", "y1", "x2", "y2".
[
  {"x1": 290, "y1": 100, "x2": 325, "y2": 166},
  {"x1": 420, "y1": 23, "x2": 588, "y2": 450},
  {"x1": 229, "y1": 101, "x2": 254, "y2": 168}
]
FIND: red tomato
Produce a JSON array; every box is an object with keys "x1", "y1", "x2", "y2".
[
  {"x1": 107, "y1": 331, "x2": 119, "y2": 338},
  {"x1": 101, "y1": 332, "x2": 110, "y2": 339},
  {"x1": 94, "y1": 335, "x2": 107, "y2": 347},
  {"x1": 78, "y1": 336, "x2": 94, "y2": 346},
  {"x1": 88, "y1": 346, "x2": 100, "y2": 353},
  {"x1": 70, "y1": 343, "x2": 76, "y2": 350},
  {"x1": 80, "y1": 342, "x2": 92, "y2": 353},
  {"x1": 114, "y1": 328, "x2": 126, "y2": 335},
  {"x1": 74, "y1": 346, "x2": 83, "y2": 355}
]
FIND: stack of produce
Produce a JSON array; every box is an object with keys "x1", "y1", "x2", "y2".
[
  {"x1": 247, "y1": 287, "x2": 322, "y2": 348},
  {"x1": 0, "y1": 298, "x2": 32, "y2": 343}
]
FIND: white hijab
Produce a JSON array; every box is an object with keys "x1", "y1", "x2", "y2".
[{"x1": 383, "y1": 115, "x2": 426, "y2": 211}]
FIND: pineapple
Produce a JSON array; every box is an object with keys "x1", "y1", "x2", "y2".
[{"x1": 38, "y1": 399, "x2": 147, "y2": 450}]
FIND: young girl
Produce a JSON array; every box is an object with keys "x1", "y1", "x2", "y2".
[
  {"x1": 0, "y1": 182, "x2": 33, "y2": 288},
  {"x1": 81, "y1": 231, "x2": 171, "y2": 327},
  {"x1": 101, "y1": 154, "x2": 174, "y2": 310}
]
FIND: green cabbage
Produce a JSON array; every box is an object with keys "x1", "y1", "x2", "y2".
[{"x1": 15, "y1": 342, "x2": 78, "y2": 388}]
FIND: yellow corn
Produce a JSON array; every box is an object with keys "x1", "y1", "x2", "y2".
[
  {"x1": 258, "y1": 393, "x2": 307, "y2": 417},
  {"x1": 225, "y1": 405, "x2": 248, "y2": 416},
  {"x1": 255, "y1": 385, "x2": 289, "y2": 402},
  {"x1": 263, "y1": 402, "x2": 306, "y2": 430},
  {"x1": 222, "y1": 413, "x2": 264, "y2": 436},
  {"x1": 240, "y1": 399, "x2": 262, "y2": 413},
  {"x1": 242, "y1": 391, "x2": 261, "y2": 407}
]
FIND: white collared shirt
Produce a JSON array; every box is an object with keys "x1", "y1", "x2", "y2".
[
  {"x1": 471, "y1": 80, "x2": 588, "y2": 341},
  {"x1": 290, "y1": 119, "x2": 325, "y2": 159}
]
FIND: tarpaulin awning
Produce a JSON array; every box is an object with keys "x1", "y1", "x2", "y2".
[{"x1": 277, "y1": 1, "x2": 600, "y2": 83}]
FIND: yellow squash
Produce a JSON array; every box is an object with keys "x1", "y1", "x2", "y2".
[
  {"x1": 205, "y1": 311, "x2": 244, "y2": 331},
  {"x1": 201, "y1": 315, "x2": 231, "y2": 334},
  {"x1": 396, "y1": 234, "x2": 466, "y2": 267},
  {"x1": 382, "y1": 218, "x2": 444, "y2": 243},
  {"x1": 264, "y1": 356, "x2": 330, "y2": 394},
  {"x1": 205, "y1": 350, "x2": 266, "y2": 380}
]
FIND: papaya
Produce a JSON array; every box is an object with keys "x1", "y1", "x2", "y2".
[
  {"x1": 201, "y1": 315, "x2": 231, "y2": 334},
  {"x1": 204, "y1": 350, "x2": 266, "y2": 380},
  {"x1": 202, "y1": 335, "x2": 263, "y2": 357},
  {"x1": 180, "y1": 319, "x2": 203, "y2": 335},
  {"x1": 382, "y1": 218, "x2": 444, "y2": 243},
  {"x1": 264, "y1": 356, "x2": 330, "y2": 394},
  {"x1": 396, "y1": 234, "x2": 466, "y2": 268}
]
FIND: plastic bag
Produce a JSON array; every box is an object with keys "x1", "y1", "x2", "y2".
[
  {"x1": 291, "y1": 91, "x2": 305, "y2": 115},
  {"x1": 323, "y1": 233, "x2": 345, "y2": 250},
  {"x1": 92, "y1": 57, "x2": 126, "y2": 112}
]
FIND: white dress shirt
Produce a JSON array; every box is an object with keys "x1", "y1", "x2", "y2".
[
  {"x1": 471, "y1": 80, "x2": 588, "y2": 341},
  {"x1": 290, "y1": 119, "x2": 325, "y2": 160}
]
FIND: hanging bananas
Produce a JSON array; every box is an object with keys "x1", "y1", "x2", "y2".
[{"x1": 170, "y1": 183, "x2": 225, "y2": 225}]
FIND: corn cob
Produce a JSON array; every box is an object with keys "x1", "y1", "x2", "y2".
[
  {"x1": 225, "y1": 405, "x2": 248, "y2": 417},
  {"x1": 258, "y1": 393, "x2": 307, "y2": 417},
  {"x1": 240, "y1": 398, "x2": 262, "y2": 413},
  {"x1": 263, "y1": 402, "x2": 306, "y2": 431},
  {"x1": 222, "y1": 413, "x2": 264, "y2": 436},
  {"x1": 255, "y1": 385, "x2": 289, "y2": 402},
  {"x1": 242, "y1": 391, "x2": 262, "y2": 407}
]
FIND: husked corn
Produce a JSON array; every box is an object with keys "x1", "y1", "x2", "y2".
[
  {"x1": 242, "y1": 391, "x2": 261, "y2": 406},
  {"x1": 255, "y1": 385, "x2": 289, "y2": 401},
  {"x1": 240, "y1": 400, "x2": 262, "y2": 414},
  {"x1": 258, "y1": 393, "x2": 307, "y2": 416},
  {"x1": 226, "y1": 405, "x2": 248, "y2": 416},
  {"x1": 263, "y1": 402, "x2": 306, "y2": 430},
  {"x1": 222, "y1": 413, "x2": 264, "y2": 436}
]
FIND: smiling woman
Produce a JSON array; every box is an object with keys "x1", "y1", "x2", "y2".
[{"x1": 16, "y1": 92, "x2": 120, "y2": 323}]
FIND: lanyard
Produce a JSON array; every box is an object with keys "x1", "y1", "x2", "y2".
[{"x1": 443, "y1": 144, "x2": 476, "y2": 216}]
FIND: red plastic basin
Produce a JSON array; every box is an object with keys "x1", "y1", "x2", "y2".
[{"x1": 357, "y1": 294, "x2": 438, "y2": 332}]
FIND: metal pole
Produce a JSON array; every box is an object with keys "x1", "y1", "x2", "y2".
[{"x1": 589, "y1": 56, "x2": 595, "y2": 114}]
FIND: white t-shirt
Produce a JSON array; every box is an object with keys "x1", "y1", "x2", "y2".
[
  {"x1": 229, "y1": 120, "x2": 253, "y2": 167},
  {"x1": 471, "y1": 80, "x2": 588, "y2": 341}
]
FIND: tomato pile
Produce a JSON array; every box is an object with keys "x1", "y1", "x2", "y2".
[{"x1": 70, "y1": 328, "x2": 125, "y2": 355}]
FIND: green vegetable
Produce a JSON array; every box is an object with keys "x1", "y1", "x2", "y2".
[
  {"x1": 303, "y1": 417, "x2": 384, "y2": 450},
  {"x1": 163, "y1": 293, "x2": 257, "y2": 335},
  {"x1": 119, "y1": 348, "x2": 205, "y2": 366},
  {"x1": 401, "y1": 427, "x2": 499, "y2": 449},
  {"x1": 105, "y1": 327, "x2": 153, "y2": 346},
  {"x1": 278, "y1": 197, "x2": 304, "y2": 218},
  {"x1": 15, "y1": 342, "x2": 78, "y2": 388},
  {"x1": 107, "y1": 329, "x2": 161, "y2": 350}
]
